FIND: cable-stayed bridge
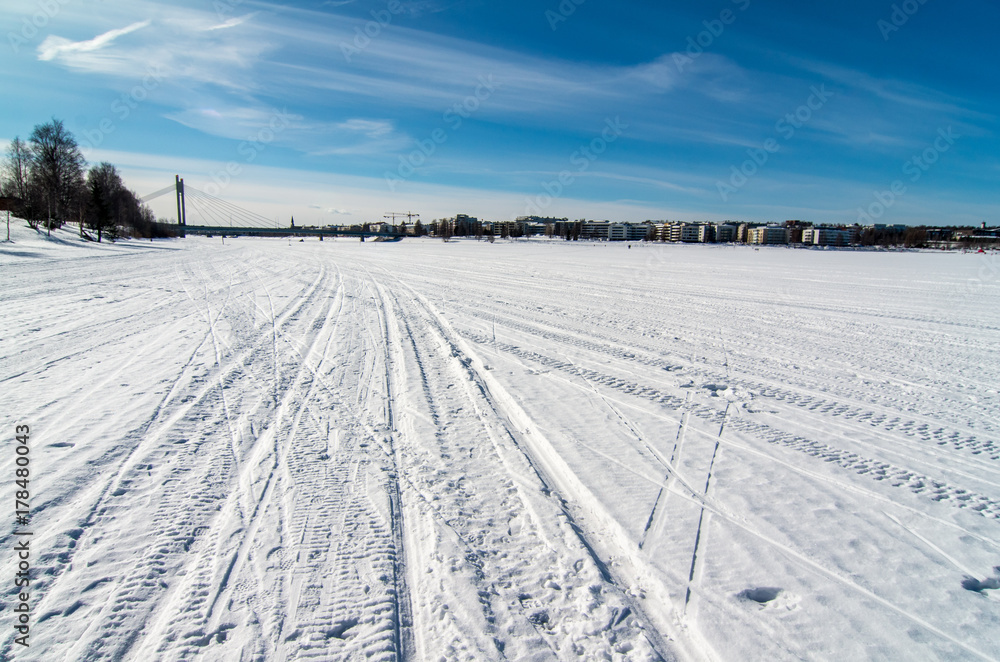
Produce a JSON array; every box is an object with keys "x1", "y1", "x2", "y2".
[{"x1": 142, "y1": 176, "x2": 404, "y2": 240}]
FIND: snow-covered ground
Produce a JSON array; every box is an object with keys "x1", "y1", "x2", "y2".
[{"x1": 2, "y1": 222, "x2": 999, "y2": 661}]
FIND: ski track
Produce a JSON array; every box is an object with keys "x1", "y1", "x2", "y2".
[{"x1": 2, "y1": 238, "x2": 998, "y2": 662}]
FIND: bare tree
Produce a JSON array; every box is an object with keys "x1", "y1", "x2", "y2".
[
  {"x1": 29, "y1": 118, "x2": 86, "y2": 235},
  {"x1": 2, "y1": 139, "x2": 31, "y2": 199},
  {"x1": 2, "y1": 137, "x2": 36, "y2": 226}
]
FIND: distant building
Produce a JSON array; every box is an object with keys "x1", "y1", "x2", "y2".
[
  {"x1": 737, "y1": 223, "x2": 750, "y2": 243},
  {"x1": 715, "y1": 224, "x2": 737, "y2": 243},
  {"x1": 665, "y1": 222, "x2": 683, "y2": 242},
  {"x1": 680, "y1": 223, "x2": 710, "y2": 243},
  {"x1": 637, "y1": 223, "x2": 655, "y2": 241},
  {"x1": 811, "y1": 228, "x2": 851, "y2": 246},
  {"x1": 581, "y1": 221, "x2": 610, "y2": 240},
  {"x1": 954, "y1": 225, "x2": 1000, "y2": 244},
  {"x1": 780, "y1": 220, "x2": 810, "y2": 244},
  {"x1": 748, "y1": 226, "x2": 789, "y2": 245},
  {"x1": 574, "y1": 221, "x2": 651, "y2": 241},
  {"x1": 454, "y1": 214, "x2": 481, "y2": 235},
  {"x1": 489, "y1": 221, "x2": 516, "y2": 237}
]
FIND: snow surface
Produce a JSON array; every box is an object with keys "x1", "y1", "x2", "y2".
[{"x1": 2, "y1": 222, "x2": 999, "y2": 661}]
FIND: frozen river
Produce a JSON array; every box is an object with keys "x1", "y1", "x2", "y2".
[{"x1": 2, "y1": 229, "x2": 999, "y2": 660}]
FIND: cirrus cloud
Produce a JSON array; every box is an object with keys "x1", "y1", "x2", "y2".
[{"x1": 38, "y1": 20, "x2": 152, "y2": 62}]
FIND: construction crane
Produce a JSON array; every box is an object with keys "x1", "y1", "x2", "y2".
[{"x1": 384, "y1": 212, "x2": 420, "y2": 223}]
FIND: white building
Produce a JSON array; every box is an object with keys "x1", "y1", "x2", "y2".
[{"x1": 680, "y1": 223, "x2": 708, "y2": 243}]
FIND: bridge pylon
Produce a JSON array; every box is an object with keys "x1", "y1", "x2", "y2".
[{"x1": 175, "y1": 175, "x2": 186, "y2": 238}]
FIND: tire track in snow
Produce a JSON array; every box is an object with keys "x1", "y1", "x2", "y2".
[
  {"x1": 0, "y1": 257, "x2": 245, "y2": 659},
  {"x1": 465, "y1": 333, "x2": 1000, "y2": 519},
  {"x1": 169, "y1": 261, "x2": 407, "y2": 661},
  {"x1": 27, "y1": 255, "x2": 334, "y2": 660},
  {"x1": 452, "y1": 301, "x2": 998, "y2": 459},
  {"x1": 460, "y1": 349, "x2": 999, "y2": 661},
  {"x1": 527, "y1": 359, "x2": 1000, "y2": 554},
  {"x1": 454, "y1": 289, "x2": 994, "y2": 436},
  {"x1": 62, "y1": 257, "x2": 278, "y2": 660},
  {"x1": 134, "y1": 259, "x2": 403, "y2": 661},
  {"x1": 384, "y1": 277, "x2": 686, "y2": 661},
  {"x1": 366, "y1": 273, "x2": 416, "y2": 662}
]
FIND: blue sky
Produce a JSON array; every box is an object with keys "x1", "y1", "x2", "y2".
[{"x1": 2, "y1": 0, "x2": 997, "y2": 226}]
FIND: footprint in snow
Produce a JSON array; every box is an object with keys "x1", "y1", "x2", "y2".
[
  {"x1": 738, "y1": 586, "x2": 799, "y2": 611},
  {"x1": 962, "y1": 568, "x2": 1000, "y2": 594},
  {"x1": 740, "y1": 587, "x2": 782, "y2": 604}
]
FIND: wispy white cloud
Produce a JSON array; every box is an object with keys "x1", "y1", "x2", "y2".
[
  {"x1": 335, "y1": 119, "x2": 395, "y2": 139},
  {"x1": 205, "y1": 13, "x2": 260, "y2": 31},
  {"x1": 30, "y1": 1, "x2": 754, "y2": 153},
  {"x1": 577, "y1": 170, "x2": 704, "y2": 196},
  {"x1": 38, "y1": 20, "x2": 152, "y2": 62},
  {"x1": 786, "y1": 57, "x2": 990, "y2": 120},
  {"x1": 629, "y1": 55, "x2": 684, "y2": 92},
  {"x1": 307, "y1": 204, "x2": 350, "y2": 214},
  {"x1": 25, "y1": 0, "x2": 991, "y2": 222},
  {"x1": 165, "y1": 104, "x2": 408, "y2": 156},
  {"x1": 254, "y1": 4, "x2": 750, "y2": 122},
  {"x1": 34, "y1": 5, "x2": 274, "y2": 90},
  {"x1": 165, "y1": 105, "x2": 300, "y2": 138}
]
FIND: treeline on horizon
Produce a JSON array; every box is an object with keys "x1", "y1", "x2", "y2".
[{"x1": 1, "y1": 118, "x2": 167, "y2": 242}]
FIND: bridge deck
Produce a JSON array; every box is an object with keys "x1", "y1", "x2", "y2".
[{"x1": 161, "y1": 224, "x2": 405, "y2": 239}]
